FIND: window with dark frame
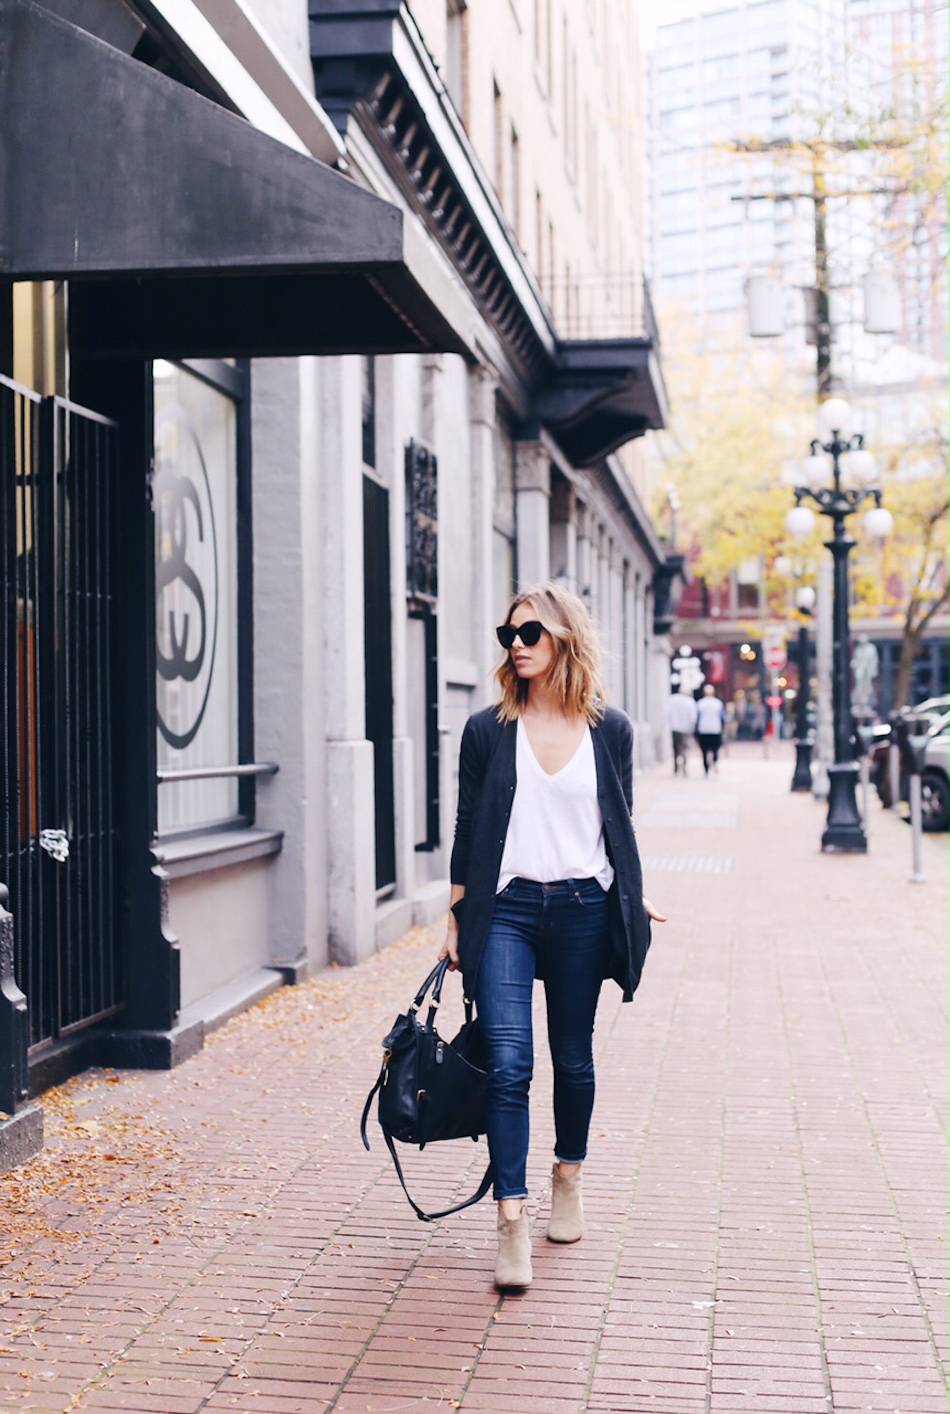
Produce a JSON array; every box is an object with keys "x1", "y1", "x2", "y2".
[
  {"x1": 445, "y1": 0, "x2": 468, "y2": 120},
  {"x1": 152, "y1": 357, "x2": 254, "y2": 836},
  {"x1": 508, "y1": 123, "x2": 521, "y2": 238},
  {"x1": 493, "y1": 79, "x2": 504, "y2": 198},
  {"x1": 361, "y1": 355, "x2": 376, "y2": 469},
  {"x1": 405, "y1": 440, "x2": 440, "y2": 851}
]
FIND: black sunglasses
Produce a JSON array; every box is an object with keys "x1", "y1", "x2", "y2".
[{"x1": 496, "y1": 620, "x2": 545, "y2": 650}]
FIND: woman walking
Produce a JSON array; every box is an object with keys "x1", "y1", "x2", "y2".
[{"x1": 439, "y1": 582, "x2": 666, "y2": 1290}]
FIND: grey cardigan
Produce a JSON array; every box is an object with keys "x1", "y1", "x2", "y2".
[{"x1": 449, "y1": 703, "x2": 652, "y2": 1003}]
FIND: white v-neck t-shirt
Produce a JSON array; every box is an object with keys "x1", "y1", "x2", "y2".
[{"x1": 496, "y1": 717, "x2": 614, "y2": 894}]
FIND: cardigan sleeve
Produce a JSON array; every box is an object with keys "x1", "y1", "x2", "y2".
[{"x1": 449, "y1": 715, "x2": 484, "y2": 885}]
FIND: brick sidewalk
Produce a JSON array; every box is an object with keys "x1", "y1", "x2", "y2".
[{"x1": 0, "y1": 745, "x2": 946, "y2": 1414}]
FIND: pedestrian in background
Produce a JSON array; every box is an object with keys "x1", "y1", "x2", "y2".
[
  {"x1": 439, "y1": 581, "x2": 667, "y2": 1291},
  {"x1": 667, "y1": 682, "x2": 698, "y2": 775},
  {"x1": 696, "y1": 683, "x2": 725, "y2": 775}
]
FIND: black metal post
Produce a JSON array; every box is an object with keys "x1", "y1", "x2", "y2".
[
  {"x1": 821, "y1": 441, "x2": 867, "y2": 852},
  {"x1": 791, "y1": 622, "x2": 813, "y2": 791},
  {"x1": 0, "y1": 884, "x2": 29, "y2": 1116}
]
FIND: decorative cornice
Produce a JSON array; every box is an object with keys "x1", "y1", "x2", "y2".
[
  {"x1": 310, "y1": 1, "x2": 668, "y2": 458},
  {"x1": 311, "y1": 0, "x2": 553, "y2": 384}
]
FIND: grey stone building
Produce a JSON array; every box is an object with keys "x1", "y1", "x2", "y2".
[{"x1": 0, "y1": 0, "x2": 678, "y2": 1169}]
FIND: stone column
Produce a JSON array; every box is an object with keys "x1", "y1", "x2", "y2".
[
  {"x1": 598, "y1": 529, "x2": 611, "y2": 650},
  {"x1": 586, "y1": 518, "x2": 599, "y2": 624},
  {"x1": 469, "y1": 365, "x2": 499, "y2": 695},
  {"x1": 317, "y1": 355, "x2": 376, "y2": 966},
  {"x1": 633, "y1": 570, "x2": 645, "y2": 724},
  {"x1": 549, "y1": 477, "x2": 577, "y2": 590},
  {"x1": 646, "y1": 587, "x2": 668, "y2": 766},
  {"x1": 252, "y1": 356, "x2": 328, "y2": 976},
  {"x1": 610, "y1": 547, "x2": 623, "y2": 704},
  {"x1": 381, "y1": 354, "x2": 415, "y2": 929},
  {"x1": 515, "y1": 441, "x2": 550, "y2": 586},
  {"x1": 623, "y1": 562, "x2": 635, "y2": 717}
]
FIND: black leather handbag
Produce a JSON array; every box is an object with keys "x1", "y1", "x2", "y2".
[{"x1": 360, "y1": 957, "x2": 493, "y2": 1221}]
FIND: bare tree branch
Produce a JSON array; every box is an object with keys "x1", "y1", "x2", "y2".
[{"x1": 913, "y1": 583, "x2": 950, "y2": 636}]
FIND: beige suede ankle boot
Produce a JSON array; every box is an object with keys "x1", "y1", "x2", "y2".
[
  {"x1": 547, "y1": 1163, "x2": 584, "y2": 1242},
  {"x1": 495, "y1": 1203, "x2": 532, "y2": 1289}
]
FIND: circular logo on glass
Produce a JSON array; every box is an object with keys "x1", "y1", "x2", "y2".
[{"x1": 154, "y1": 410, "x2": 219, "y2": 751}]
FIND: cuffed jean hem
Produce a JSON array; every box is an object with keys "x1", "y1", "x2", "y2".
[
  {"x1": 493, "y1": 1188, "x2": 529, "y2": 1202},
  {"x1": 554, "y1": 1152, "x2": 586, "y2": 1164}
]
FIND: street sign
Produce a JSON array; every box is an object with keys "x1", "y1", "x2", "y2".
[
  {"x1": 672, "y1": 649, "x2": 704, "y2": 692},
  {"x1": 762, "y1": 628, "x2": 787, "y2": 672},
  {"x1": 673, "y1": 661, "x2": 704, "y2": 691}
]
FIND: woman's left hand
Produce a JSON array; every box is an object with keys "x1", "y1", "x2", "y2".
[{"x1": 643, "y1": 896, "x2": 668, "y2": 923}]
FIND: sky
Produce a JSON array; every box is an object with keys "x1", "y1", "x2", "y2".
[{"x1": 638, "y1": 0, "x2": 724, "y2": 49}]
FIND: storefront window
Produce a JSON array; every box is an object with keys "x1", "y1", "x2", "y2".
[{"x1": 153, "y1": 361, "x2": 240, "y2": 834}]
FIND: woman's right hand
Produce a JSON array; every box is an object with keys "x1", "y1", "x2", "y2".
[{"x1": 438, "y1": 919, "x2": 460, "y2": 970}]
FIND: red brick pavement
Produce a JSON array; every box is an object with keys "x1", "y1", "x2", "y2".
[{"x1": 0, "y1": 745, "x2": 945, "y2": 1414}]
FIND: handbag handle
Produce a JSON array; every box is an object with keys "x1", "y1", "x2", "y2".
[
  {"x1": 409, "y1": 958, "x2": 476, "y2": 1030},
  {"x1": 409, "y1": 959, "x2": 447, "y2": 1013},
  {"x1": 410, "y1": 957, "x2": 453, "y2": 1032}
]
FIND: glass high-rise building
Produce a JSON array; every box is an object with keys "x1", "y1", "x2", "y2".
[{"x1": 647, "y1": 0, "x2": 947, "y2": 385}]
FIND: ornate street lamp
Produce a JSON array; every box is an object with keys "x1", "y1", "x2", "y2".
[{"x1": 786, "y1": 398, "x2": 892, "y2": 852}]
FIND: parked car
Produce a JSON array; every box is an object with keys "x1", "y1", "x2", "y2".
[
  {"x1": 869, "y1": 696, "x2": 950, "y2": 809},
  {"x1": 920, "y1": 716, "x2": 949, "y2": 831}
]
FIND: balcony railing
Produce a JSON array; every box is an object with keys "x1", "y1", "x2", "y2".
[{"x1": 543, "y1": 273, "x2": 661, "y2": 346}]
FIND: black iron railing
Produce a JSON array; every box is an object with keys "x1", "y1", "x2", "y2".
[
  {"x1": 544, "y1": 273, "x2": 662, "y2": 346},
  {"x1": 0, "y1": 374, "x2": 121, "y2": 1057}
]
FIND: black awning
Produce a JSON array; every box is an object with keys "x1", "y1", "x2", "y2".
[
  {"x1": 534, "y1": 340, "x2": 669, "y2": 467},
  {"x1": 0, "y1": 0, "x2": 470, "y2": 358}
]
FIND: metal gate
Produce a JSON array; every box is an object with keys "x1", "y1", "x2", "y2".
[{"x1": 0, "y1": 374, "x2": 121, "y2": 1054}]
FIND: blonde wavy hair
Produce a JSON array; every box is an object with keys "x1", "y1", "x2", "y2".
[{"x1": 494, "y1": 581, "x2": 606, "y2": 724}]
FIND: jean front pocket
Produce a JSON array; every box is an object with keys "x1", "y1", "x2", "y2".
[{"x1": 573, "y1": 880, "x2": 607, "y2": 908}]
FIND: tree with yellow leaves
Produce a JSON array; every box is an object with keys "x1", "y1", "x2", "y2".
[
  {"x1": 649, "y1": 324, "x2": 821, "y2": 616},
  {"x1": 652, "y1": 327, "x2": 946, "y2": 713}
]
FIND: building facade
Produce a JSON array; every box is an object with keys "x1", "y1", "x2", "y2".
[
  {"x1": 0, "y1": 0, "x2": 674, "y2": 1168},
  {"x1": 646, "y1": 0, "x2": 947, "y2": 720},
  {"x1": 647, "y1": 0, "x2": 947, "y2": 373}
]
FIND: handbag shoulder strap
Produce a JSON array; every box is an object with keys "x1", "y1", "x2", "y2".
[
  {"x1": 382, "y1": 1130, "x2": 494, "y2": 1222},
  {"x1": 359, "y1": 1063, "x2": 493, "y2": 1222}
]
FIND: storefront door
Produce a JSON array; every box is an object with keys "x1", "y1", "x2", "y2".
[{"x1": 0, "y1": 374, "x2": 122, "y2": 1056}]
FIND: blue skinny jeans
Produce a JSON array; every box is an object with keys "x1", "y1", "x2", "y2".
[{"x1": 474, "y1": 875, "x2": 611, "y2": 1201}]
